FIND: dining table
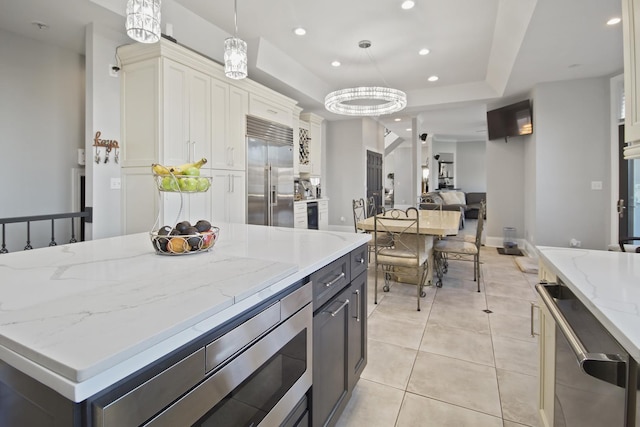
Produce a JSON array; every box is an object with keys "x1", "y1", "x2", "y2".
[{"x1": 357, "y1": 209, "x2": 461, "y2": 286}]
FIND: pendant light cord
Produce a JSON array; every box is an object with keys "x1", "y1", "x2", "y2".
[{"x1": 234, "y1": 0, "x2": 239, "y2": 36}]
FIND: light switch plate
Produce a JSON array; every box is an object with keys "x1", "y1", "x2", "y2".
[
  {"x1": 591, "y1": 181, "x2": 603, "y2": 190},
  {"x1": 110, "y1": 178, "x2": 121, "y2": 190}
]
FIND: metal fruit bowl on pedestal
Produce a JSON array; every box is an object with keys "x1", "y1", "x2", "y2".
[
  {"x1": 153, "y1": 174, "x2": 212, "y2": 193},
  {"x1": 149, "y1": 226, "x2": 220, "y2": 255}
]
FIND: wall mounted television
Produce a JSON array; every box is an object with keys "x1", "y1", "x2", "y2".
[{"x1": 486, "y1": 99, "x2": 533, "y2": 141}]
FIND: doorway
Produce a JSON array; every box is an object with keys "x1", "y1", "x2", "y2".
[
  {"x1": 619, "y1": 124, "x2": 639, "y2": 240},
  {"x1": 366, "y1": 150, "x2": 383, "y2": 213}
]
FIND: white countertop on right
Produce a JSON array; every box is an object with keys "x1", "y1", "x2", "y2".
[{"x1": 537, "y1": 246, "x2": 640, "y2": 360}]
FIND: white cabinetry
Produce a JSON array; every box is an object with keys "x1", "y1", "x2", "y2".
[
  {"x1": 118, "y1": 40, "x2": 297, "y2": 234},
  {"x1": 211, "y1": 170, "x2": 246, "y2": 223},
  {"x1": 537, "y1": 298, "x2": 556, "y2": 427},
  {"x1": 294, "y1": 203, "x2": 308, "y2": 229},
  {"x1": 623, "y1": 0, "x2": 640, "y2": 142},
  {"x1": 163, "y1": 59, "x2": 212, "y2": 167},
  {"x1": 319, "y1": 200, "x2": 329, "y2": 230}
]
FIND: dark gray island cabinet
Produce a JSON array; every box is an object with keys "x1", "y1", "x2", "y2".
[{"x1": 0, "y1": 228, "x2": 370, "y2": 427}]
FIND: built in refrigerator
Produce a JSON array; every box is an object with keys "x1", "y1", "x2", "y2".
[{"x1": 247, "y1": 116, "x2": 294, "y2": 227}]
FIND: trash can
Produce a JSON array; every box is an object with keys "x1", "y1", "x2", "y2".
[{"x1": 503, "y1": 227, "x2": 519, "y2": 254}]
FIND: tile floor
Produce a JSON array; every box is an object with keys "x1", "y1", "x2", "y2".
[{"x1": 336, "y1": 221, "x2": 541, "y2": 427}]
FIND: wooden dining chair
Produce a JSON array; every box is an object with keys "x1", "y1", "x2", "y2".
[
  {"x1": 374, "y1": 209, "x2": 429, "y2": 311},
  {"x1": 433, "y1": 201, "x2": 485, "y2": 292}
]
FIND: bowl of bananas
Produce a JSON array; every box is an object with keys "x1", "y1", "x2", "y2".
[
  {"x1": 152, "y1": 158, "x2": 211, "y2": 193},
  {"x1": 150, "y1": 220, "x2": 219, "y2": 255}
]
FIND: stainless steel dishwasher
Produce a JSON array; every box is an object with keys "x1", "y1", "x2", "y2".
[{"x1": 536, "y1": 282, "x2": 639, "y2": 426}]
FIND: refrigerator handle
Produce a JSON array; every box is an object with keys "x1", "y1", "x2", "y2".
[
  {"x1": 266, "y1": 165, "x2": 272, "y2": 225},
  {"x1": 271, "y1": 167, "x2": 278, "y2": 207}
]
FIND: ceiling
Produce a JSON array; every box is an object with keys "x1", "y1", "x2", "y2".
[{"x1": 0, "y1": 0, "x2": 624, "y2": 142}]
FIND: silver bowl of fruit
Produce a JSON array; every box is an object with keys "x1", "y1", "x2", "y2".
[{"x1": 150, "y1": 220, "x2": 219, "y2": 255}]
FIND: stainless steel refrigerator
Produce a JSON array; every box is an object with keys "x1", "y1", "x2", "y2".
[{"x1": 247, "y1": 116, "x2": 294, "y2": 227}]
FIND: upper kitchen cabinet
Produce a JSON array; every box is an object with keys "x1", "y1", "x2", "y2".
[
  {"x1": 623, "y1": 0, "x2": 640, "y2": 142},
  {"x1": 248, "y1": 92, "x2": 296, "y2": 128},
  {"x1": 298, "y1": 112, "x2": 324, "y2": 176}
]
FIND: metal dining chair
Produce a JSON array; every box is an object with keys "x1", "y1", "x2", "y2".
[
  {"x1": 433, "y1": 201, "x2": 485, "y2": 292},
  {"x1": 619, "y1": 237, "x2": 640, "y2": 253},
  {"x1": 353, "y1": 198, "x2": 392, "y2": 261},
  {"x1": 374, "y1": 209, "x2": 429, "y2": 311}
]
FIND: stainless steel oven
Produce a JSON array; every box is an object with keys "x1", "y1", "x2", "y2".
[
  {"x1": 537, "y1": 282, "x2": 638, "y2": 427},
  {"x1": 93, "y1": 282, "x2": 312, "y2": 427}
]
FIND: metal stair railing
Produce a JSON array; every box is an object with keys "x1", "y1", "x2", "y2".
[{"x1": 0, "y1": 209, "x2": 92, "y2": 253}]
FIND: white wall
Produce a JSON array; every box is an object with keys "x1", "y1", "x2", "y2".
[
  {"x1": 456, "y1": 141, "x2": 486, "y2": 192},
  {"x1": 532, "y1": 77, "x2": 610, "y2": 249},
  {"x1": 85, "y1": 23, "x2": 130, "y2": 239},
  {"x1": 0, "y1": 29, "x2": 84, "y2": 251}
]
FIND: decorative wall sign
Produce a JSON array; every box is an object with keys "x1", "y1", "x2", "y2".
[{"x1": 93, "y1": 131, "x2": 120, "y2": 164}]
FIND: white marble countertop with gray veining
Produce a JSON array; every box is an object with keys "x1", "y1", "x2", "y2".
[
  {"x1": 537, "y1": 246, "x2": 640, "y2": 360},
  {"x1": 0, "y1": 224, "x2": 369, "y2": 402}
]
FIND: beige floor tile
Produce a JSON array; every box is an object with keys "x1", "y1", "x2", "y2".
[
  {"x1": 407, "y1": 352, "x2": 502, "y2": 417},
  {"x1": 420, "y1": 323, "x2": 495, "y2": 366},
  {"x1": 361, "y1": 339, "x2": 418, "y2": 390},
  {"x1": 485, "y1": 280, "x2": 537, "y2": 302},
  {"x1": 492, "y1": 335, "x2": 539, "y2": 377},
  {"x1": 489, "y1": 312, "x2": 537, "y2": 343},
  {"x1": 428, "y1": 302, "x2": 491, "y2": 334},
  {"x1": 497, "y1": 369, "x2": 539, "y2": 426},
  {"x1": 367, "y1": 309, "x2": 427, "y2": 350},
  {"x1": 396, "y1": 392, "x2": 503, "y2": 427},
  {"x1": 373, "y1": 293, "x2": 432, "y2": 322},
  {"x1": 503, "y1": 421, "x2": 534, "y2": 427},
  {"x1": 334, "y1": 379, "x2": 405, "y2": 427},
  {"x1": 487, "y1": 294, "x2": 535, "y2": 318},
  {"x1": 433, "y1": 287, "x2": 488, "y2": 310}
]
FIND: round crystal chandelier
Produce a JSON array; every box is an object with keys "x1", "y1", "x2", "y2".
[
  {"x1": 224, "y1": 0, "x2": 248, "y2": 80},
  {"x1": 126, "y1": 0, "x2": 161, "y2": 44},
  {"x1": 325, "y1": 40, "x2": 407, "y2": 116}
]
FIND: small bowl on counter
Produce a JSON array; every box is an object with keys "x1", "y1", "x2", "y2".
[{"x1": 150, "y1": 226, "x2": 220, "y2": 255}]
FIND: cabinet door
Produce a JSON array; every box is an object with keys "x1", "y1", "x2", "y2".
[
  {"x1": 162, "y1": 59, "x2": 190, "y2": 167},
  {"x1": 538, "y1": 297, "x2": 556, "y2": 427},
  {"x1": 318, "y1": 200, "x2": 329, "y2": 230},
  {"x1": 209, "y1": 79, "x2": 230, "y2": 170},
  {"x1": 228, "y1": 171, "x2": 246, "y2": 223},
  {"x1": 228, "y1": 86, "x2": 248, "y2": 170},
  {"x1": 188, "y1": 69, "x2": 212, "y2": 163},
  {"x1": 313, "y1": 287, "x2": 350, "y2": 427},
  {"x1": 309, "y1": 119, "x2": 322, "y2": 176},
  {"x1": 210, "y1": 170, "x2": 230, "y2": 223},
  {"x1": 347, "y1": 273, "x2": 367, "y2": 391}
]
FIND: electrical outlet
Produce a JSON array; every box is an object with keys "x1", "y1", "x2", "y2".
[{"x1": 110, "y1": 178, "x2": 121, "y2": 190}]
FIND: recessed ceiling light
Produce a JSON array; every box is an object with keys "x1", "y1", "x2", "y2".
[
  {"x1": 293, "y1": 27, "x2": 306, "y2": 36},
  {"x1": 331, "y1": 60, "x2": 341, "y2": 67},
  {"x1": 607, "y1": 17, "x2": 621, "y2": 25},
  {"x1": 394, "y1": 118, "x2": 401, "y2": 122},
  {"x1": 428, "y1": 75, "x2": 439, "y2": 82},
  {"x1": 419, "y1": 48, "x2": 430, "y2": 56},
  {"x1": 401, "y1": 1, "x2": 415, "y2": 10}
]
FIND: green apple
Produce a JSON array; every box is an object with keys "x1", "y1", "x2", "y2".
[
  {"x1": 180, "y1": 177, "x2": 197, "y2": 192},
  {"x1": 197, "y1": 177, "x2": 210, "y2": 192},
  {"x1": 184, "y1": 166, "x2": 200, "y2": 176},
  {"x1": 161, "y1": 176, "x2": 179, "y2": 191}
]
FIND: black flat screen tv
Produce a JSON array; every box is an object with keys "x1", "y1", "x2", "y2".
[{"x1": 486, "y1": 100, "x2": 533, "y2": 141}]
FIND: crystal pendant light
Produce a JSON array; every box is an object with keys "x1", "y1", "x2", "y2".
[
  {"x1": 224, "y1": 0, "x2": 248, "y2": 79},
  {"x1": 126, "y1": 0, "x2": 161, "y2": 44},
  {"x1": 325, "y1": 40, "x2": 406, "y2": 116}
]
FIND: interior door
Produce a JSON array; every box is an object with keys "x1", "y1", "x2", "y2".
[
  {"x1": 618, "y1": 124, "x2": 637, "y2": 240},
  {"x1": 366, "y1": 151, "x2": 383, "y2": 213}
]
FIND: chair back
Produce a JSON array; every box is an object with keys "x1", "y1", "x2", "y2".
[
  {"x1": 352, "y1": 198, "x2": 366, "y2": 233},
  {"x1": 374, "y1": 209, "x2": 424, "y2": 263},
  {"x1": 474, "y1": 200, "x2": 486, "y2": 248}
]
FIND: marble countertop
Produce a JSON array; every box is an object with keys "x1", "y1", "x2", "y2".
[
  {"x1": 0, "y1": 224, "x2": 369, "y2": 402},
  {"x1": 537, "y1": 246, "x2": 640, "y2": 361}
]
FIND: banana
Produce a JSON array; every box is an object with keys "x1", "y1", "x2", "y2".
[
  {"x1": 176, "y1": 158, "x2": 208, "y2": 172},
  {"x1": 152, "y1": 158, "x2": 207, "y2": 176}
]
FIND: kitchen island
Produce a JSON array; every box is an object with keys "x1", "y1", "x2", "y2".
[
  {"x1": 0, "y1": 224, "x2": 370, "y2": 426},
  {"x1": 536, "y1": 246, "x2": 640, "y2": 426}
]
